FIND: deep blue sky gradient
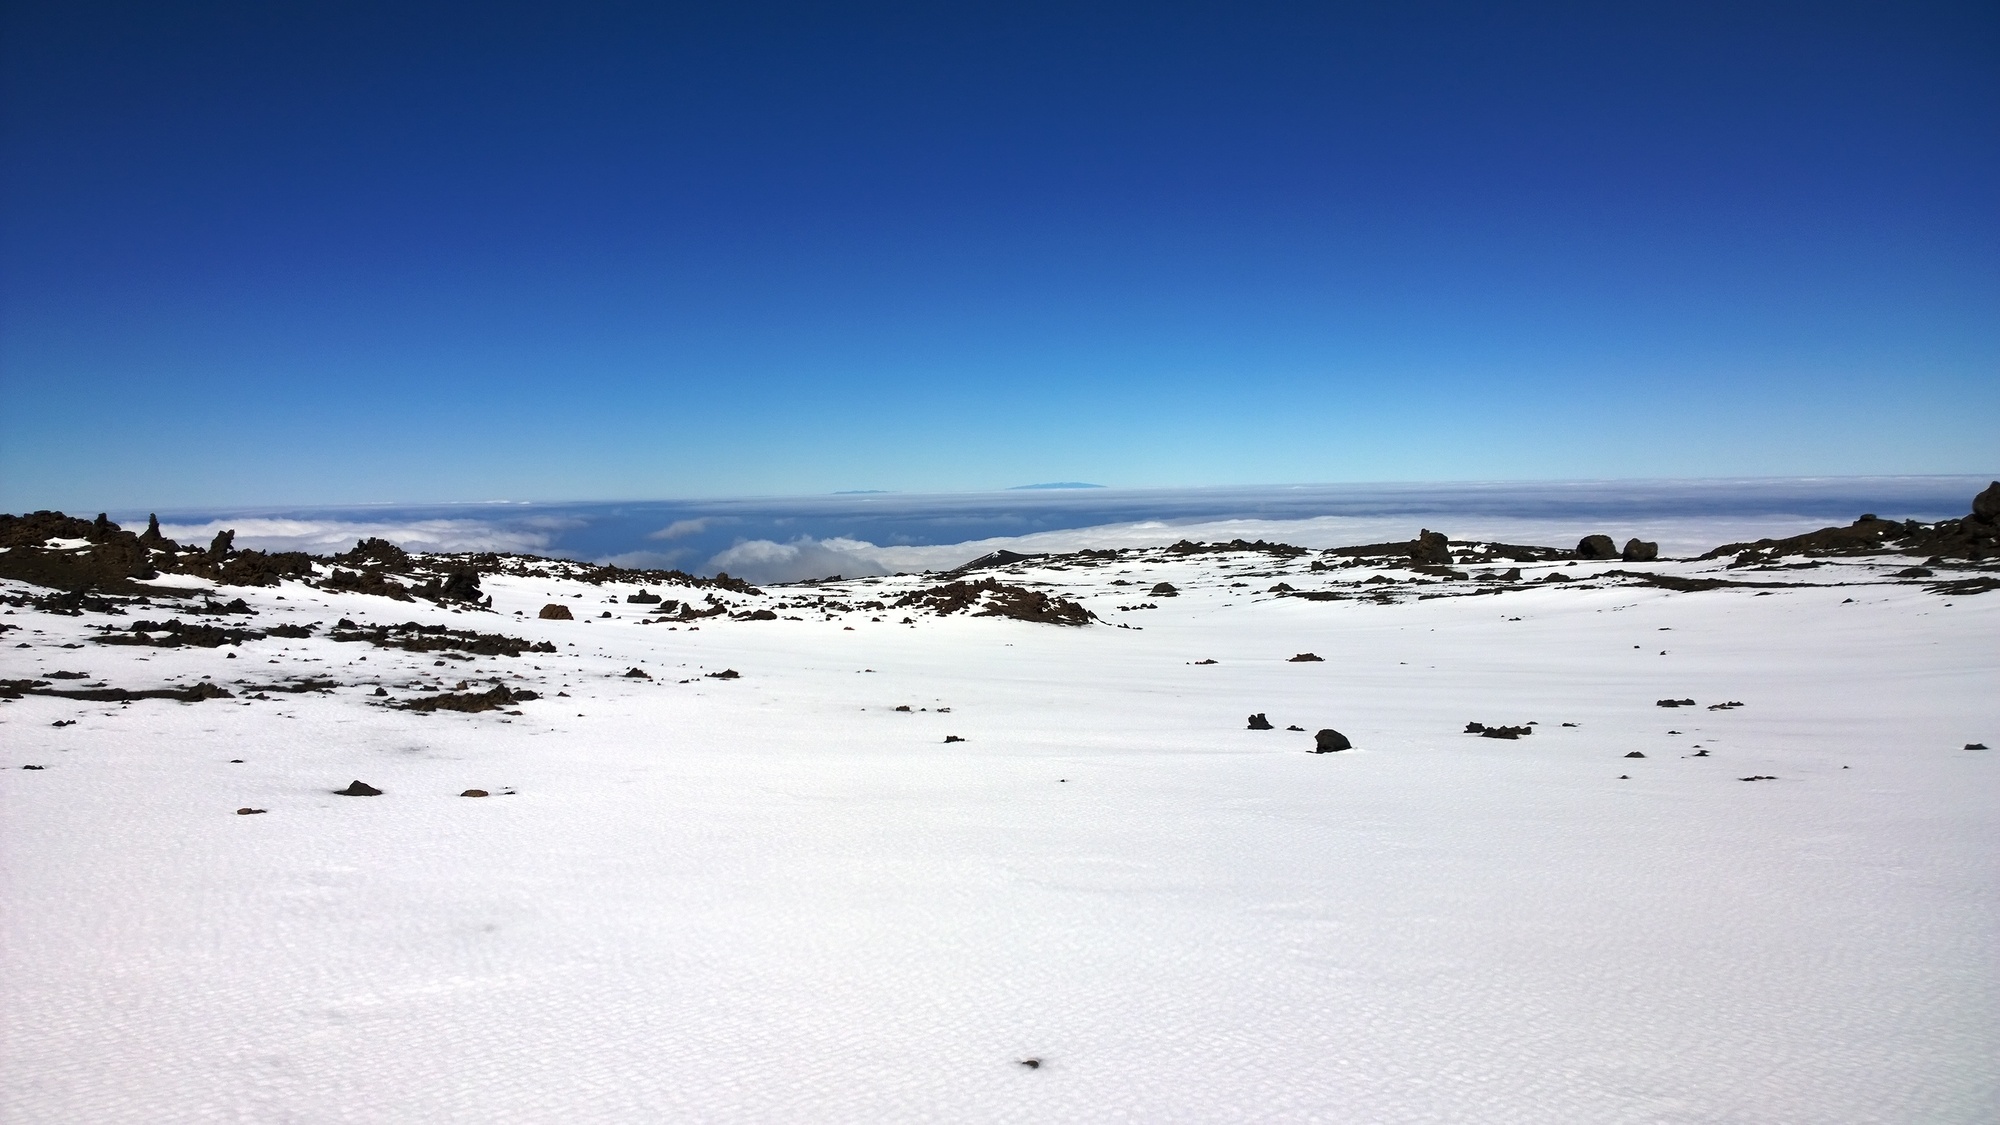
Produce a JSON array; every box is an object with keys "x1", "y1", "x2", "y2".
[{"x1": 3, "y1": 1, "x2": 1995, "y2": 509}]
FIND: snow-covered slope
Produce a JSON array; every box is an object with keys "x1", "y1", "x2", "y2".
[{"x1": 3, "y1": 539, "x2": 1995, "y2": 1122}]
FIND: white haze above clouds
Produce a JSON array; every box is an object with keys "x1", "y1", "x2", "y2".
[
  {"x1": 156, "y1": 518, "x2": 558, "y2": 556},
  {"x1": 695, "y1": 510, "x2": 1855, "y2": 585}
]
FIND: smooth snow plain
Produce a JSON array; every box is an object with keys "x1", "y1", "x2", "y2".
[{"x1": 3, "y1": 542, "x2": 1995, "y2": 1123}]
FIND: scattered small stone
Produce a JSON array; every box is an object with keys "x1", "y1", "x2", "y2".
[
  {"x1": 1707, "y1": 701, "x2": 1745, "y2": 710},
  {"x1": 236, "y1": 807, "x2": 265, "y2": 815},
  {"x1": 894, "y1": 705, "x2": 912, "y2": 712},
  {"x1": 1313, "y1": 728, "x2": 1352, "y2": 753},
  {"x1": 1656, "y1": 698, "x2": 1695, "y2": 708},
  {"x1": 335, "y1": 780, "x2": 382, "y2": 796},
  {"x1": 22, "y1": 764, "x2": 45, "y2": 770},
  {"x1": 1192, "y1": 658, "x2": 1217, "y2": 665},
  {"x1": 1561, "y1": 722, "x2": 1578, "y2": 727},
  {"x1": 1149, "y1": 583, "x2": 1179, "y2": 597},
  {"x1": 373, "y1": 686, "x2": 387, "y2": 696},
  {"x1": 1287, "y1": 652, "x2": 1323, "y2": 662},
  {"x1": 51, "y1": 720, "x2": 74, "y2": 727},
  {"x1": 1624, "y1": 751, "x2": 1646, "y2": 758},
  {"x1": 1967, "y1": 743, "x2": 1989, "y2": 750},
  {"x1": 623, "y1": 667, "x2": 651, "y2": 678},
  {"x1": 461, "y1": 789, "x2": 489, "y2": 798},
  {"x1": 1738, "y1": 775, "x2": 1776, "y2": 782},
  {"x1": 1019, "y1": 1058, "x2": 1042, "y2": 1069},
  {"x1": 1693, "y1": 749, "x2": 1709, "y2": 757},
  {"x1": 944, "y1": 735, "x2": 965, "y2": 743},
  {"x1": 1247, "y1": 713, "x2": 1273, "y2": 730},
  {"x1": 705, "y1": 669, "x2": 741, "y2": 680},
  {"x1": 1618, "y1": 774, "x2": 1629, "y2": 779},
  {"x1": 1285, "y1": 724, "x2": 1304, "y2": 731}
]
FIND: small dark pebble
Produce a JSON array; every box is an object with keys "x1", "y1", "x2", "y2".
[
  {"x1": 230, "y1": 759, "x2": 244, "y2": 763},
  {"x1": 373, "y1": 687, "x2": 387, "y2": 697},
  {"x1": 51, "y1": 720, "x2": 75, "y2": 728},
  {"x1": 1656, "y1": 698, "x2": 1695, "y2": 708},
  {"x1": 1624, "y1": 751, "x2": 1646, "y2": 758},
  {"x1": 22, "y1": 764, "x2": 45, "y2": 770},
  {"x1": 1285, "y1": 724, "x2": 1304, "y2": 731},
  {"x1": 1618, "y1": 774, "x2": 1629, "y2": 779},
  {"x1": 236, "y1": 807, "x2": 265, "y2": 815},
  {"x1": 1018, "y1": 1058, "x2": 1042, "y2": 1069},
  {"x1": 461, "y1": 789, "x2": 489, "y2": 798},
  {"x1": 1738, "y1": 775, "x2": 1777, "y2": 781},
  {"x1": 944, "y1": 735, "x2": 965, "y2": 743},
  {"x1": 1967, "y1": 743, "x2": 1989, "y2": 750},
  {"x1": 705, "y1": 669, "x2": 741, "y2": 680},
  {"x1": 1287, "y1": 652, "x2": 1324, "y2": 662},
  {"x1": 1693, "y1": 749, "x2": 1709, "y2": 757},
  {"x1": 1247, "y1": 713, "x2": 1273, "y2": 730},
  {"x1": 335, "y1": 780, "x2": 382, "y2": 797}
]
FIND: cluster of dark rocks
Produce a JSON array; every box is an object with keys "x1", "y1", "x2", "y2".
[{"x1": 893, "y1": 578, "x2": 1097, "y2": 626}]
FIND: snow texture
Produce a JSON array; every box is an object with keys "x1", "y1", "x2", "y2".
[{"x1": 2, "y1": 541, "x2": 1995, "y2": 1122}]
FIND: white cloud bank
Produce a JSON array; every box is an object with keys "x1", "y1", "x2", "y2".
[
  {"x1": 702, "y1": 510, "x2": 1855, "y2": 586},
  {"x1": 155, "y1": 518, "x2": 557, "y2": 556}
]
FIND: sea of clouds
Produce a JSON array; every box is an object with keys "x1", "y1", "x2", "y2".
[{"x1": 130, "y1": 475, "x2": 1994, "y2": 586}]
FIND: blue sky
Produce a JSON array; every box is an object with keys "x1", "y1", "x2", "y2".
[{"x1": 3, "y1": 1, "x2": 1995, "y2": 511}]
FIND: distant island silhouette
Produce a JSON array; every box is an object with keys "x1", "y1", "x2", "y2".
[{"x1": 1008, "y1": 482, "x2": 1105, "y2": 490}]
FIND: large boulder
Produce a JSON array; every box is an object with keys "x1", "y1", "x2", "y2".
[
  {"x1": 1576, "y1": 534, "x2": 1619, "y2": 560},
  {"x1": 538, "y1": 604, "x2": 574, "y2": 620},
  {"x1": 1313, "y1": 728, "x2": 1352, "y2": 753},
  {"x1": 1411, "y1": 529, "x2": 1452, "y2": 565},
  {"x1": 1974, "y1": 481, "x2": 2000, "y2": 523},
  {"x1": 1621, "y1": 539, "x2": 1659, "y2": 562}
]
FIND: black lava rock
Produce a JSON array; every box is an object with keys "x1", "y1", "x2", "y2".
[
  {"x1": 1247, "y1": 713, "x2": 1273, "y2": 730},
  {"x1": 335, "y1": 780, "x2": 382, "y2": 796},
  {"x1": 1313, "y1": 728, "x2": 1352, "y2": 753}
]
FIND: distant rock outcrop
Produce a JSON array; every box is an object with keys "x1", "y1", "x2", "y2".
[
  {"x1": 1576, "y1": 535, "x2": 1619, "y2": 560},
  {"x1": 1621, "y1": 539, "x2": 1659, "y2": 562},
  {"x1": 1313, "y1": 729, "x2": 1351, "y2": 753},
  {"x1": 1411, "y1": 529, "x2": 1453, "y2": 566}
]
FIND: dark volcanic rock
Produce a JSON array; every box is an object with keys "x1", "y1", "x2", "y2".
[
  {"x1": 1247, "y1": 713, "x2": 1273, "y2": 730},
  {"x1": 396, "y1": 685, "x2": 521, "y2": 713},
  {"x1": 627, "y1": 589, "x2": 663, "y2": 604},
  {"x1": 335, "y1": 780, "x2": 382, "y2": 796},
  {"x1": 1656, "y1": 698, "x2": 1696, "y2": 708},
  {"x1": 1313, "y1": 728, "x2": 1352, "y2": 753},
  {"x1": 705, "y1": 669, "x2": 741, "y2": 680},
  {"x1": 539, "y1": 604, "x2": 574, "y2": 620},
  {"x1": 461, "y1": 789, "x2": 489, "y2": 797},
  {"x1": 1973, "y1": 481, "x2": 2000, "y2": 523},
  {"x1": 1478, "y1": 725, "x2": 1532, "y2": 740},
  {"x1": 623, "y1": 667, "x2": 651, "y2": 678},
  {"x1": 1411, "y1": 529, "x2": 1453, "y2": 566},
  {"x1": 329, "y1": 619, "x2": 555, "y2": 657},
  {"x1": 1149, "y1": 582, "x2": 1180, "y2": 597},
  {"x1": 1624, "y1": 751, "x2": 1646, "y2": 758},
  {"x1": 1621, "y1": 539, "x2": 1659, "y2": 562},
  {"x1": 1576, "y1": 535, "x2": 1620, "y2": 560},
  {"x1": 894, "y1": 578, "x2": 1096, "y2": 626},
  {"x1": 1287, "y1": 652, "x2": 1324, "y2": 662}
]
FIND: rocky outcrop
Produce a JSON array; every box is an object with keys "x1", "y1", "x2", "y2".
[
  {"x1": 1621, "y1": 539, "x2": 1659, "y2": 562},
  {"x1": 1411, "y1": 530, "x2": 1452, "y2": 566},
  {"x1": 1576, "y1": 535, "x2": 1619, "y2": 560}
]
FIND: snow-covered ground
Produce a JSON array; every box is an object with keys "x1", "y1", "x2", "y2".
[{"x1": 3, "y1": 541, "x2": 1995, "y2": 1122}]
